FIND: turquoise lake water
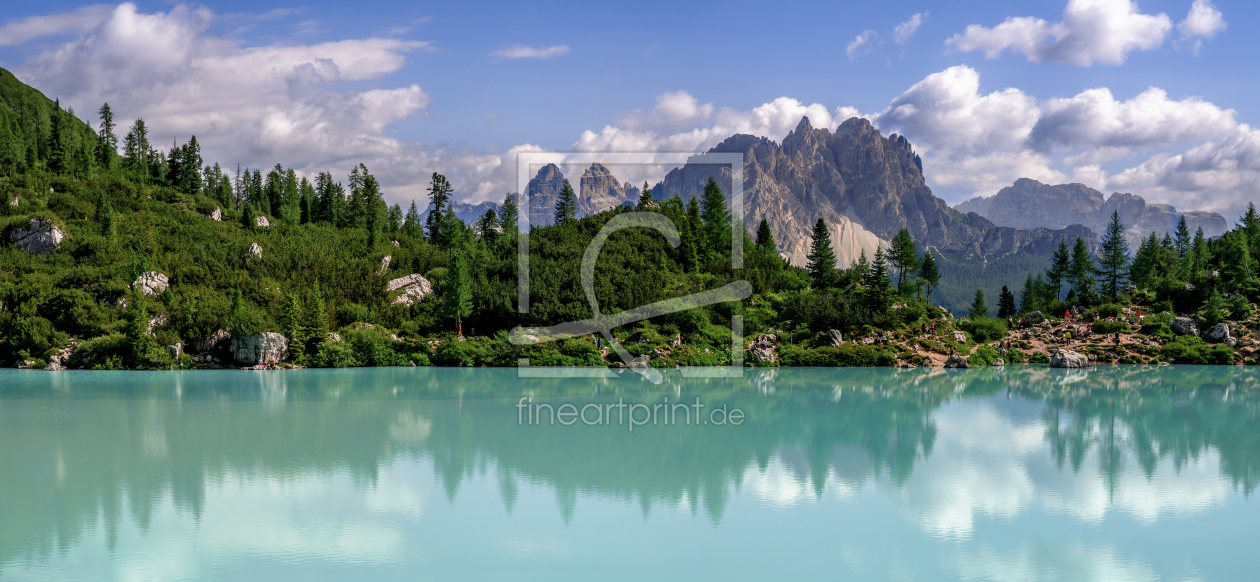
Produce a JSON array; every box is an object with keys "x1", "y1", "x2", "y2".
[{"x1": 1, "y1": 366, "x2": 1258, "y2": 581}]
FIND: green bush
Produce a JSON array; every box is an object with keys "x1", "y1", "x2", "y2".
[
  {"x1": 1028, "y1": 352, "x2": 1050, "y2": 364},
  {"x1": 1159, "y1": 336, "x2": 1234, "y2": 365},
  {"x1": 962, "y1": 317, "x2": 1007, "y2": 343},
  {"x1": 1095, "y1": 303, "x2": 1122, "y2": 318},
  {"x1": 311, "y1": 340, "x2": 359, "y2": 368},
  {"x1": 779, "y1": 344, "x2": 895, "y2": 367},
  {"x1": 1091, "y1": 320, "x2": 1133, "y2": 334},
  {"x1": 968, "y1": 344, "x2": 1001, "y2": 366}
]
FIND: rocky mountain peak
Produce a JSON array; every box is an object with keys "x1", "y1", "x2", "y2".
[
  {"x1": 579, "y1": 163, "x2": 627, "y2": 216},
  {"x1": 527, "y1": 164, "x2": 567, "y2": 226}
]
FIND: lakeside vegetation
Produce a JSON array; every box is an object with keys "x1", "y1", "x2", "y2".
[{"x1": 3, "y1": 67, "x2": 1260, "y2": 370}]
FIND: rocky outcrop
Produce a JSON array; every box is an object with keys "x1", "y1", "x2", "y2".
[
  {"x1": 825, "y1": 330, "x2": 843, "y2": 347},
  {"x1": 44, "y1": 342, "x2": 76, "y2": 371},
  {"x1": 131, "y1": 271, "x2": 169, "y2": 296},
  {"x1": 945, "y1": 353, "x2": 969, "y2": 368},
  {"x1": 526, "y1": 163, "x2": 566, "y2": 227},
  {"x1": 1171, "y1": 317, "x2": 1199, "y2": 336},
  {"x1": 388, "y1": 274, "x2": 433, "y2": 306},
  {"x1": 247, "y1": 243, "x2": 263, "y2": 260},
  {"x1": 1050, "y1": 349, "x2": 1089, "y2": 368},
  {"x1": 378, "y1": 255, "x2": 392, "y2": 276},
  {"x1": 230, "y1": 332, "x2": 288, "y2": 364},
  {"x1": 1208, "y1": 323, "x2": 1231, "y2": 342},
  {"x1": 190, "y1": 329, "x2": 230, "y2": 353},
  {"x1": 952, "y1": 331, "x2": 967, "y2": 343},
  {"x1": 9, "y1": 218, "x2": 65, "y2": 255},
  {"x1": 254, "y1": 216, "x2": 270, "y2": 228},
  {"x1": 579, "y1": 163, "x2": 627, "y2": 217},
  {"x1": 955, "y1": 178, "x2": 1227, "y2": 247},
  {"x1": 208, "y1": 208, "x2": 222, "y2": 221}
]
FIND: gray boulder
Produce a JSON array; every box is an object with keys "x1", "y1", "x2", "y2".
[
  {"x1": 230, "y1": 332, "x2": 289, "y2": 365},
  {"x1": 992, "y1": 358, "x2": 1005, "y2": 367},
  {"x1": 132, "y1": 271, "x2": 169, "y2": 296},
  {"x1": 1050, "y1": 349, "x2": 1089, "y2": 368},
  {"x1": 191, "y1": 329, "x2": 230, "y2": 353},
  {"x1": 208, "y1": 208, "x2": 222, "y2": 221},
  {"x1": 945, "y1": 353, "x2": 970, "y2": 368},
  {"x1": 247, "y1": 243, "x2": 263, "y2": 260},
  {"x1": 1029, "y1": 310, "x2": 1045, "y2": 323},
  {"x1": 388, "y1": 274, "x2": 433, "y2": 306},
  {"x1": 1171, "y1": 317, "x2": 1199, "y2": 336},
  {"x1": 378, "y1": 255, "x2": 392, "y2": 275},
  {"x1": 952, "y1": 331, "x2": 967, "y2": 343},
  {"x1": 167, "y1": 343, "x2": 183, "y2": 359},
  {"x1": 825, "y1": 329, "x2": 843, "y2": 347},
  {"x1": 328, "y1": 332, "x2": 343, "y2": 342},
  {"x1": 1207, "y1": 323, "x2": 1231, "y2": 342},
  {"x1": 9, "y1": 218, "x2": 65, "y2": 255},
  {"x1": 254, "y1": 216, "x2": 270, "y2": 228}
]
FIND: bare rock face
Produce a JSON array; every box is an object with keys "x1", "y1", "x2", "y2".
[
  {"x1": 231, "y1": 332, "x2": 289, "y2": 364},
  {"x1": 247, "y1": 243, "x2": 263, "y2": 260},
  {"x1": 1208, "y1": 323, "x2": 1231, "y2": 342},
  {"x1": 208, "y1": 208, "x2": 222, "y2": 221},
  {"x1": 579, "y1": 163, "x2": 626, "y2": 217},
  {"x1": 254, "y1": 216, "x2": 270, "y2": 228},
  {"x1": 1050, "y1": 349, "x2": 1089, "y2": 368},
  {"x1": 379, "y1": 255, "x2": 392, "y2": 276},
  {"x1": 651, "y1": 117, "x2": 997, "y2": 267},
  {"x1": 826, "y1": 329, "x2": 843, "y2": 347},
  {"x1": 190, "y1": 329, "x2": 230, "y2": 353},
  {"x1": 945, "y1": 353, "x2": 970, "y2": 368},
  {"x1": 44, "y1": 342, "x2": 76, "y2": 371},
  {"x1": 623, "y1": 182, "x2": 641, "y2": 206},
  {"x1": 131, "y1": 271, "x2": 169, "y2": 296},
  {"x1": 9, "y1": 218, "x2": 65, "y2": 255},
  {"x1": 388, "y1": 274, "x2": 433, "y2": 306},
  {"x1": 526, "y1": 163, "x2": 566, "y2": 227},
  {"x1": 1171, "y1": 317, "x2": 1199, "y2": 336},
  {"x1": 955, "y1": 178, "x2": 1227, "y2": 247}
]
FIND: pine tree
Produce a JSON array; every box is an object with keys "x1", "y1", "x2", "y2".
[
  {"x1": 918, "y1": 249, "x2": 940, "y2": 298},
  {"x1": 1222, "y1": 231, "x2": 1252, "y2": 284},
  {"x1": 122, "y1": 118, "x2": 150, "y2": 181},
  {"x1": 1191, "y1": 226, "x2": 1207, "y2": 270},
  {"x1": 477, "y1": 208, "x2": 500, "y2": 243},
  {"x1": 755, "y1": 218, "x2": 774, "y2": 249},
  {"x1": 1047, "y1": 240, "x2": 1070, "y2": 301},
  {"x1": 700, "y1": 177, "x2": 730, "y2": 252},
  {"x1": 554, "y1": 180, "x2": 577, "y2": 225},
  {"x1": 1069, "y1": 237, "x2": 1095, "y2": 300},
  {"x1": 1128, "y1": 232, "x2": 1161, "y2": 289},
  {"x1": 444, "y1": 251, "x2": 473, "y2": 333},
  {"x1": 422, "y1": 173, "x2": 453, "y2": 242},
  {"x1": 1241, "y1": 202, "x2": 1260, "y2": 261},
  {"x1": 805, "y1": 218, "x2": 836, "y2": 288},
  {"x1": 1174, "y1": 215, "x2": 1191, "y2": 259},
  {"x1": 1019, "y1": 273, "x2": 1036, "y2": 314},
  {"x1": 997, "y1": 285, "x2": 1017, "y2": 317},
  {"x1": 638, "y1": 181, "x2": 653, "y2": 207},
  {"x1": 969, "y1": 288, "x2": 987, "y2": 319},
  {"x1": 864, "y1": 247, "x2": 893, "y2": 312},
  {"x1": 1097, "y1": 210, "x2": 1130, "y2": 297},
  {"x1": 305, "y1": 286, "x2": 330, "y2": 352},
  {"x1": 97, "y1": 103, "x2": 117, "y2": 170},
  {"x1": 500, "y1": 193, "x2": 519, "y2": 235},
  {"x1": 887, "y1": 228, "x2": 920, "y2": 289},
  {"x1": 403, "y1": 201, "x2": 422, "y2": 239}
]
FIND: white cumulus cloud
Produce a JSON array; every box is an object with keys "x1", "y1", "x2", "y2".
[
  {"x1": 490, "y1": 45, "x2": 569, "y2": 59},
  {"x1": 1178, "y1": 0, "x2": 1226, "y2": 54},
  {"x1": 945, "y1": 0, "x2": 1173, "y2": 66},
  {"x1": 846, "y1": 31, "x2": 879, "y2": 61}
]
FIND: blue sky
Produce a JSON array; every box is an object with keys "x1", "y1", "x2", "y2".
[{"x1": 1, "y1": 0, "x2": 1255, "y2": 217}]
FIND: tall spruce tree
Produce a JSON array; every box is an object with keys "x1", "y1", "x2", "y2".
[
  {"x1": 864, "y1": 247, "x2": 893, "y2": 313},
  {"x1": 918, "y1": 249, "x2": 940, "y2": 298},
  {"x1": 887, "y1": 228, "x2": 920, "y2": 289},
  {"x1": 554, "y1": 180, "x2": 577, "y2": 225},
  {"x1": 700, "y1": 177, "x2": 730, "y2": 252},
  {"x1": 997, "y1": 285, "x2": 1017, "y2": 318},
  {"x1": 444, "y1": 252, "x2": 473, "y2": 333},
  {"x1": 1174, "y1": 215, "x2": 1191, "y2": 259},
  {"x1": 638, "y1": 182, "x2": 653, "y2": 207},
  {"x1": 500, "y1": 193, "x2": 519, "y2": 234},
  {"x1": 1097, "y1": 210, "x2": 1129, "y2": 297},
  {"x1": 426, "y1": 172, "x2": 454, "y2": 242},
  {"x1": 805, "y1": 218, "x2": 836, "y2": 288},
  {"x1": 969, "y1": 289, "x2": 988, "y2": 318},
  {"x1": 1019, "y1": 274, "x2": 1036, "y2": 314},
  {"x1": 97, "y1": 103, "x2": 117, "y2": 170},
  {"x1": 1069, "y1": 237, "x2": 1096, "y2": 300},
  {"x1": 403, "y1": 201, "x2": 422, "y2": 239},
  {"x1": 1047, "y1": 240, "x2": 1070, "y2": 300},
  {"x1": 755, "y1": 218, "x2": 774, "y2": 250}
]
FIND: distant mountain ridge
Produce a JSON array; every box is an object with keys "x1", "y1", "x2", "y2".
[{"x1": 954, "y1": 178, "x2": 1227, "y2": 246}]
